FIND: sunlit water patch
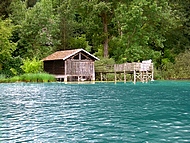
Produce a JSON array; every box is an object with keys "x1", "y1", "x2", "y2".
[{"x1": 0, "y1": 81, "x2": 190, "y2": 142}]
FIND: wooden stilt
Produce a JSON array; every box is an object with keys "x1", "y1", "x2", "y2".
[
  {"x1": 134, "y1": 70, "x2": 136, "y2": 84},
  {"x1": 64, "y1": 60, "x2": 67, "y2": 83},
  {"x1": 64, "y1": 76, "x2": 67, "y2": 83},
  {"x1": 114, "y1": 72, "x2": 117, "y2": 84},
  {"x1": 124, "y1": 70, "x2": 126, "y2": 83},
  {"x1": 100, "y1": 73, "x2": 103, "y2": 81},
  {"x1": 78, "y1": 76, "x2": 80, "y2": 82},
  {"x1": 92, "y1": 64, "x2": 95, "y2": 81},
  {"x1": 151, "y1": 66, "x2": 154, "y2": 81},
  {"x1": 146, "y1": 71, "x2": 148, "y2": 83},
  {"x1": 140, "y1": 71, "x2": 143, "y2": 83}
]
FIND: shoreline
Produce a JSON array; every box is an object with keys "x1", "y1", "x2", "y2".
[{"x1": 1, "y1": 79, "x2": 190, "y2": 84}]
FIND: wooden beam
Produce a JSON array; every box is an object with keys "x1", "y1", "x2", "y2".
[
  {"x1": 114, "y1": 71, "x2": 117, "y2": 84},
  {"x1": 151, "y1": 64, "x2": 154, "y2": 81},
  {"x1": 100, "y1": 72, "x2": 103, "y2": 81},
  {"x1": 64, "y1": 60, "x2": 67, "y2": 82},
  {"x1": 92, "y1": 62, "x2": 95, "y2": 81},
  {"x1": 79, "y1": 52, "x2": 81, "y2": 60},
  {"x1": 124, "y1": 70, "x2": 126, "y2": 83},
  {"x1": 134, "y1": 70, "x2": 136, "y2": 84}
]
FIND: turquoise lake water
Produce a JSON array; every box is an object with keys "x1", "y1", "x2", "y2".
[{"x1": 0, "y1": 81, "x2": 190, "y2": 142}]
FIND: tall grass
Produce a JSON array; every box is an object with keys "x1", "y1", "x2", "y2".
[
  {"x1": 19, "y1": 73, "x2": 56, "y2": 82},
  {"x1": 0, "y1": 73, "x2": 56, "y2": 83},
  {"x1": 37, "y1": 73, "x2": 56, "y2": 82},
  {"x1": 0, "y1": 74, "x2": 7, "y2": 83}
]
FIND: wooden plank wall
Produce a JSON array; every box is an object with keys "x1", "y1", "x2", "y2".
[{"x1": 66, "y1": 60, "x2": 94, "y2": 76}]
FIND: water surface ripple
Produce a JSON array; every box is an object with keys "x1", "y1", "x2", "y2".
[{"x1": 0, "y1": 81, "x2": 190, "y2": 142}]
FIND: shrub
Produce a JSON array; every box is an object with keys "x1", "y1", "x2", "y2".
[
  {"x1": 173, "y1": 50, "x2": 190, "y2": 79},
  {"x1": 21, "y1": 57, "x2": 43, "y2": 74},
  {"x1": 95, "y1": 58, "x2": 115, "y2": 73}
]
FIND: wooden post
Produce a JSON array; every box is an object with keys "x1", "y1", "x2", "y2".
[
  {"x1": 79, "y1": 52, "x2": 81, "y2": 60},
  {"x1": 78, "y1": 76, "x2": 80, "y2": 82},
  {"x1": 92, "y1": 62, "x2": 95, "y2": 81},
  {"x1": 140, "y1": 71, "x2": 143, "y2": 83},
  {"x1": 64, "y1": 61, "x2": 67, "y2": 83},
  {"x1": 134, "y1": 70, "x2": 136, "y2": 84},
  {"x1": 146, "y1": 71, "x2": 148, "y2": 83},
  {"x1": 151, "y1": 64, "x2": 154, "y2": 81},
  {"x1": 124, "y1": 70, "x2": 126, "y2": 83},
  {"x1": 100, "y1": 72, "x2": 103, "y2": 81},
  {"x1": 64, "y1": 76, "x2": 67, "y2": 82},
  {"x1": 114, "y1": 72, "x2": 117, "y2": 84}
]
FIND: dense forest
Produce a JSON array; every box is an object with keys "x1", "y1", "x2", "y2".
[{"x1": 0, "y1": 0, "x2": 190, "y2": 79}]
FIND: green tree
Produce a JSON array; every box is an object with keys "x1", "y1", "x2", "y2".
[
  {"x1": 78, "y1": 0, "x2": 122, "y2": 58},
  {"x1": 110, "y1": 0, "x2": 179, "y2": 64},
  {"x1": 57, "y1": 0, "x2": 79, "y2": 50},
  {"x1": 165, "y1": 0, "x2": 190, "y2": 54},
  {"x1": 173, "y1": 50, "x2": 190, "y2": 79},
  {"x1": 1, "y1": 56, "x2": 23, "y2": 77},
  {"x1": 11, "y1": 0, "x2": 60, "y2": 59},
  {"x1": 0, "y1": 18, "x2": 17, "y2": 70},
  {"x1": 0, "y1": 0, "x2": 12, "y2": 18},
  {"x1": 27, "y1": 0, "x2": 38, "y2": 8},
  {"x1": 9, "y1": 0, "x2": 26, "y2": 25}
]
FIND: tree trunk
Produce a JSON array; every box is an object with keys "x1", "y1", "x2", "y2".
[
  {"x1": 102, "y1": 12, "x2": 109, "y2": 58},
  {"x1": 60, "y1": 17, "x2": 66, "y2": 50}
]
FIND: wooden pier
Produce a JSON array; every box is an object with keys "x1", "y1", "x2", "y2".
[{"x1": 96, "y1": 60, "x2": 154, "y2": 84}]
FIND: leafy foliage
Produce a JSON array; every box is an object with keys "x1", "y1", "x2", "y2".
[
  {"x1": 173, "y1": 50, "x2": 190, "y2": 79},
  {"x1": 95, "y1": 58, "x2": 115, "y2": 73},
  {"x1": 0, "y1": 0, "x2": 12, "y2": 18},
  {"x1": 10, "y1": 0, "x2": 60, "y2": 59},
  {"x1": 110, "y1": 0, "x2": 179, "y2": 64},
  {"x1": 0, "y1": 56, "x2": 23, "y2": 77},
  {"x1": 0, "y1": 18, "x2": 17, "y2": 66},
  {"x1": 20, "y1": 57, "x2": 42, "y2": 74}
]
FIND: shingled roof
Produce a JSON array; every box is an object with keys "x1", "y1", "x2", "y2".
[{"x1": 42, "y1": 49, "x2": 99, "y2": 61}]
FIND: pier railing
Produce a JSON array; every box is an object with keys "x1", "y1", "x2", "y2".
[
  {"x1": 95, "y1": 64, "x2": 114, "y2": 73},
  {"x1": 114, "y1": 62, "x2": 153, "y2": 72},
  {"x1": 95, "y1": 62, "x2": 153, "y2": 73},
  {"x1": 95, "y1": 60, "x2": 154, "y2": 83}
]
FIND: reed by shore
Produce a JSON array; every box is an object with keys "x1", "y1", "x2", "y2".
[{"x1": 0, "y1": 73, "x2": 56, "y2": 83}]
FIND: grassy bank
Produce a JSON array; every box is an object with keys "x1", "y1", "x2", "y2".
[{"x1": 0, "y1": 73, "x2": 56, "y2": 83}]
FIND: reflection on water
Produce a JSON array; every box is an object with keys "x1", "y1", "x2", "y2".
[{"x1": 0, "y1": 81, "x2": 190, "y2": 142}]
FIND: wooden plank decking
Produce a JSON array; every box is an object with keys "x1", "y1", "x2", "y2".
[{"x1": 96, "y1": 60, "x2": 154, "y2": 84}]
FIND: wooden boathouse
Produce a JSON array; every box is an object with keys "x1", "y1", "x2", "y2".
[
  {"x1": 96, "y1": 60, "x2": 154, "y2": 84},
  {"x1": 42, "y1": 49, "x2": 99, "y2": 82}
]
